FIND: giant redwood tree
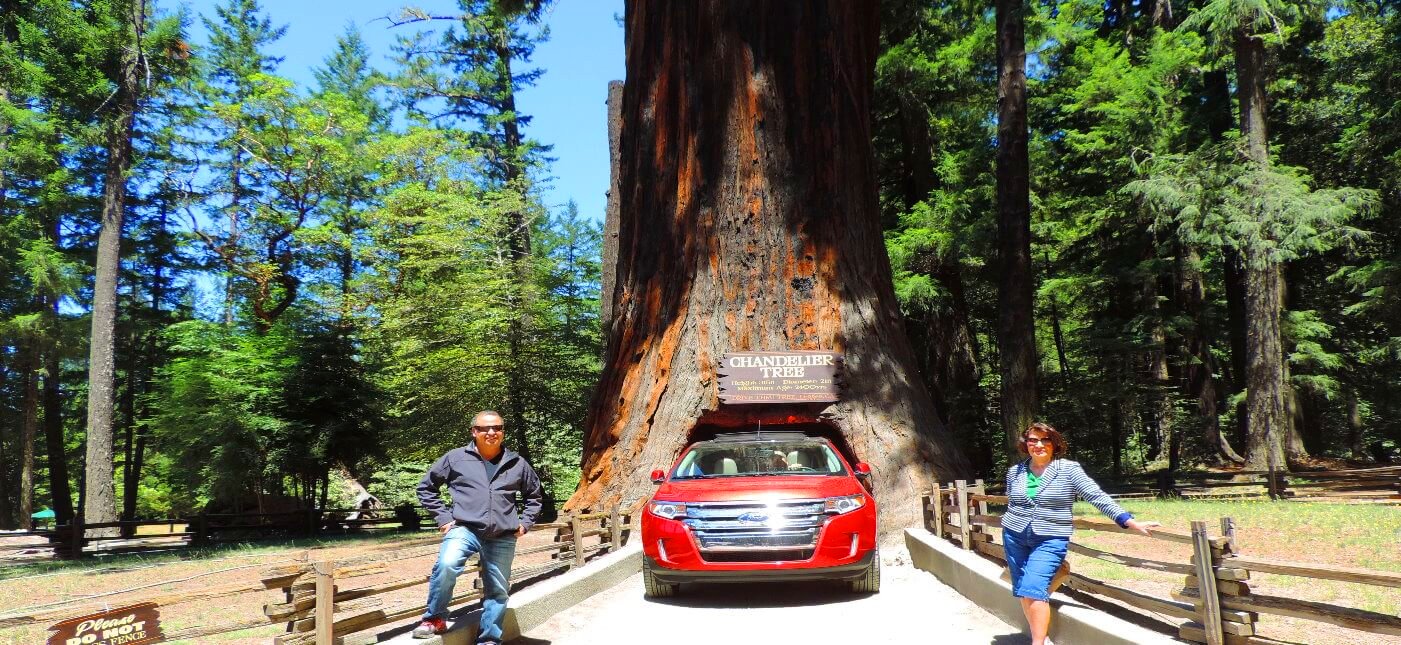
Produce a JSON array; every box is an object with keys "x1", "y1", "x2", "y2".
[{"x1": 568, "y1": 0, "x2": 970, "y2": 531}]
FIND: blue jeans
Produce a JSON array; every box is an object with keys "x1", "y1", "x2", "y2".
[
  {"x1": 1002, "y1": 525, "x2": 1068, "y2": 601},
  {"x1": 424, "y1": 526, "x2": 517, "y2": 643}
]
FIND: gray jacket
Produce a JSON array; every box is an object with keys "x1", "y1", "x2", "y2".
[{"x1": 417, "y1": 444, "x2": 544, "y2": 537}]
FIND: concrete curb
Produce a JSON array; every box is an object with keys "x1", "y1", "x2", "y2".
[
  {"x1": 383, "y1": 543, "x2": 643, "y2": 644},
  {"x1": 904, "y1": 528, "x2": 1179, "y2": 645}
]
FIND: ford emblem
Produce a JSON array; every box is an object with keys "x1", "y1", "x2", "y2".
[{"x1": 737, "y1": 512, "x2": 769, "y2": 523}]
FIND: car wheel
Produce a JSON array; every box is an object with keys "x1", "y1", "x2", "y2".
[
  {"x1": 851, "y1": 548, "x2": 880, "y2": 593},
  {"x1": 643, "y1": 560, "x2": 679, "y2": 598}
]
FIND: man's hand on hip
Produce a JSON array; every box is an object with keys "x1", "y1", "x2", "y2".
[
  {"x1": 516, "y1": 525, "x2": 527, "y2": 537},
  {"x1": 438, "y1": 521, "x2": 456, "y2": 535}
]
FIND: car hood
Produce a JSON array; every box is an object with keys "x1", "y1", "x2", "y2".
[{"x1": 652, "y1": 475, "x2": 862, "y2": 503}]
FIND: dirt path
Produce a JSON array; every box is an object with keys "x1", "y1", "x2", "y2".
[{"x1": 522, "y1": 546, "x2": 1026, "y2": 645}]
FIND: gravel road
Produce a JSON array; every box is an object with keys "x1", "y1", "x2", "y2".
[{"x1": 520, "y1": 544, "x2": 1028, "y2": 645}]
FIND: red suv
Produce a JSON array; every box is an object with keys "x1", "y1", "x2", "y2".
[{"x1": 640, "y1": 432, "x2": 879, "y2": 597}]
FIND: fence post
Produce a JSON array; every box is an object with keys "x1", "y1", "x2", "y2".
[
  {"x1": 1219, "y1": 517, "x2": 1237, "y2": 553},
  {"x1": 931, "y1": 483, "x2": 944, "y2": 539},
  {"x1": 313, "y1": 560, "x2": 336, "y2": 645},
  {"x1": 69, "y1": 515, "x2": 85, "y2": 560},
  {"x1": 609, "y1": 507, "x2": 622, "y2": 551},
  {"x1": 1190, "y1": 520, "x2": 1224, "y2": 645},
  {"x1": 192, "y1": 513, "x2": 208, "y2": 548},
  {"x1": 569, "y1": 514, "x2": 586, "y2": 568},
  {"x1": 955, "y1": 480, "x2": 971, "y2": 550}
]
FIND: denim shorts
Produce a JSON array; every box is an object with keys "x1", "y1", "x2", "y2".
[{"x1": 1002, "y1": 525, "x2": 1069, "y2": 601}]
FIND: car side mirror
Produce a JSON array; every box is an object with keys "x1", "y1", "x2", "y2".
[
  {"x1": 854, "y1": 462, "x2": 872, "y2": 479},
  {"x1": 650, "y1": 469, "x2": 666, "y2": 484}
]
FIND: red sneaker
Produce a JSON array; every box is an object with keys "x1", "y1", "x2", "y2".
[{"x1": 412, "y1": 617, "x2": 447, "y2": 638}]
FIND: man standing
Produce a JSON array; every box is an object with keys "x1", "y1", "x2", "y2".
[{"x1": 413, "y1": 411, "x2": 544, "y2": 642}]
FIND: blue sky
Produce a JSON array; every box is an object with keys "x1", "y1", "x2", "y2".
[{"x1": 183, "y1": 0, "x2": 625, "y2": 224}]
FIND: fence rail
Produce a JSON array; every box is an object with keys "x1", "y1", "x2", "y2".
[
  {"x1": 923, "y1": 478, "x2": 1401, "y2": 644},
  {"x1": 1096, "y1": 466, "x2": 1401, "y2": 503},
  {"x1": 0, "y1": 504, "x2": 632, "y2": 645}
]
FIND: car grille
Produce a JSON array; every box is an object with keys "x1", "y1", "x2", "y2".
[{"x1": 682, "y1": 500, "x2": 827, "y2": 558}]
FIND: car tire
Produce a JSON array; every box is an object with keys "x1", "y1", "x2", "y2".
[
  {"x1": 851, "y1": 548, "x2": 880, "y2": 593},
  {"x1": 643, "y1": 560, "x2": 679, "y2": 598}
]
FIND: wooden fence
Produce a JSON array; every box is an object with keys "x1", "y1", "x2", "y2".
[
  {"x1": 3, "y1": 506, "x2": 435, "y2": 562},
  {"x1": 1098, "y1": 465, "x2": 1401, "y2": 503},
  {"x1": 0, "y1": 506, "x2": 631, "y2": 645},
  {"x1": 924, "y1": 479, "x2": 1401, "y2": 644}
]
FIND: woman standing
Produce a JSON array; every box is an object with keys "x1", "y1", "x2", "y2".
[{"x1": 1002, "y1": 422, "x2": 1160, "y2": 645}]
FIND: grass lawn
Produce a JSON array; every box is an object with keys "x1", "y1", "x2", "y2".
[{"x1": 1061, "y1": 499, "x2": 1401, "y2": 644}]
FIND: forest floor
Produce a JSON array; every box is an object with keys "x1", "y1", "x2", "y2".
[
  {"x1": 1067, "y1": 499, "x2": 1401, "y2": 644},
  {"x1": 0, "y1": 527, "x2": 565, "y2": 645}
]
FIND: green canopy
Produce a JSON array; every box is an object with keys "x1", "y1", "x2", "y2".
[{"x1": 31, "y1": 508, "x2": 55, "y2": 520}]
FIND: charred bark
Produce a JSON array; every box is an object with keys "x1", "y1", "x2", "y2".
[
  {"x1": 571, "y1": 1, "x2": 970, "y2": 531},
  {"x1": 601, "y1": 80, "x2": 624, "y2": 336}
]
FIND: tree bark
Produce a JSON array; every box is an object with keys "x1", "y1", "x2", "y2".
[
  {"x1": 570, "y1": 0, "x2": 970, "y2": 531},
  {"x1": 44, "y1": 344, "x2": 73, "y2": 524},
  {"x1": 84, "y1": 5, "x2": 143, "y2": 531},
  {"x1": 601, "y1": 80, "x2": 623, "y2": 337},
  {"x1": 1234, "y1": 28, "x2": 1287, "y2": 473},
  {"x1": 19, "y1": 344, "x2": 38, "y2": 525},
  {"x1": 996, "y1": 0, "x2": 1039, "y2": 457},
  {"x1": 1174, "y1": 244, "x2": 1243, "y2": 464}
]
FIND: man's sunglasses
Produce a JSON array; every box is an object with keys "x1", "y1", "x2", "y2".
[{"x1": 473, "y1": 425, "x2": 505, "y2": 434}]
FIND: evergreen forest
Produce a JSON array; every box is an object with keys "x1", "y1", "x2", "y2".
[{"x1": 1, "y1": 0, "x2": 1398, "y2": 529}]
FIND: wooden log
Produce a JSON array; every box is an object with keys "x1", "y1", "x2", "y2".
[
  {"x1": 1184, "y1": 574, "x2": 1251, "y2": 597},
  {"x1": 1225, "y1": 554, "x2": 1401, "y2": 589},
  {"x1": 969, "y1": 513, "x2": 1002, "y2": 528},
  {"x1": 162, "y1": 616, "x2": 275, "y2": 641},
  {"x1": 1178, "y1": 622, "x2": 1291, "y2": 645},
  {"x1": 1191, "y1": 520, "x2": 1225, "y2": 645},
  {"x1": 1219, "y1": 517, "x2": 1236, "y2": 553},
  {"x1": 265, "y1": 576, "x2": 428, "y2": 621},
  {"x1": 1073, "y1": 517, "x2": 1219, "y2": 547},
  {"x1": 969, "y1": 493, "x2": 1010, "y2": 504},
  {"x1": 1064, "y1": 573, "x2": 1196, "y2": 621},
  {"x1": 1177, "y1": 588, "x2": 1401, "y2": 636},
  {"x1": 1067, "y1": 543, "x2": 1195, "y2": 575}
]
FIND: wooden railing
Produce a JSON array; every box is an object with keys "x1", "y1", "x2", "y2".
[
  {"x1": 14, "y1": 506, "x2": 436, "y2": 561},
  {"x1": 1098, "y1": 465, "x2": 1401, "y2": 502},
  {"x1": 924, "y1": 480, "x2": 1401, "y2": 644},
  {"x1": 0, "y1": 506, "x2": 631, "y2": 645}
]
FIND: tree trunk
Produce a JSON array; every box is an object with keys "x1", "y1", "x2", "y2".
[
  {"x1": 570, "y1": 0, "x2": 970, "y2": 531},
  {"x1": 0, "y1": 360, "x2": 10, "y2": 529},
  {"x1": 996, "y1": 0, "x2": 1039, "y2": 457},
  {"x1": 84, "y1": 9, "x2": 143, "y2": 532},
  {"x1": 601, "y1": 80, "x2": 624, "y2": 337},
  {"x1": 1174, "y1": 244, "x2": 1243, "y2": 464},
  {"x1": 1235, "y1": 28, "x2": 1287, "y2": 473},
  {"x1": 19, "y1": 344, "x2": 38, "y2": 525},
  {"x1": 1346, "y1": 389, "x2": 1365, "y2": 460},
  {"x1": 44, "y1": 344, "x2": 73, "y2": 524}
]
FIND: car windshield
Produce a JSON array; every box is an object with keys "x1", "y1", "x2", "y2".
[{"x1": 671, "y1": 440, "x2": 847, "y2": 479}]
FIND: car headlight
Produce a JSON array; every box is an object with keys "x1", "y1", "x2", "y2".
[
  {"x1": 648, "y1": 501, "x2": 687, "y2": 520},
  {"x1": 824, "y1": 494, "x2": 867, "y2": 515}
]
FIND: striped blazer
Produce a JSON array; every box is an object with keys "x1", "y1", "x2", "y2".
[{"x1": 1001, "y1": 459, "x2": 1132, "y2": 538}]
